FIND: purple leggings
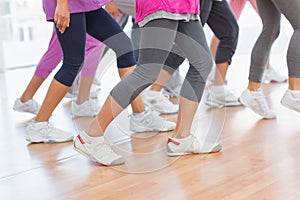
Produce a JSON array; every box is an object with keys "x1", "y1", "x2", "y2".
[{"x1": 34, "y1": 27, "x2": 105, "y2": 78}]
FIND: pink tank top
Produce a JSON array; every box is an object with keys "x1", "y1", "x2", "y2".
[{"x1": 135, "y1": 0, "x2": 200, "y2": 23}]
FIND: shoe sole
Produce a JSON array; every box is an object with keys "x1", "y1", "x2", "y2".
[
  {"x1": 167, "y1": 152, "x2": 198, "y2": 157},
  {"x1": 13, "y1": 107, "x2": 38, "y2": 115},
  {"x1": 205, "y1": 100, "x2": 242, "y2": 108},
  {"x1": 281, "y1": 100, "x2": 300, "y2": 113},
  {"x1": 73, "y1": 143, "x2": 104, "y2": 164},
  {"x1": 73, "y1": 144, "x2": 125, "y2": 166},
  {"x1": 26, "y1": 134, "x2": 74, "y2": 143},
  {"x1": 130, "y1": 127, "x2": 175, "y2": 133},
  {"x1": 199, "y1": 144, "x2": 222, "y2": 154},
  {"x1": 238, "y1": 97, "x2": 276, "y2": 119},
  {"x1": 167, "y1": 144, "x2": 222, "y2": 156}
]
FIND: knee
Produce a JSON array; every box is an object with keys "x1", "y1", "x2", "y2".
[
  {"x1": 135, "y1": 63, "x2": 162, "y2": 84},
  {"x1": 218, "y1": 20, "x2": 239, "y2": 50},
  {"x1": 191, "y1": 55, "x2": 213, "y2": 80},
  {"x1": 54, "y1": 62, "x2": 83, "y2": 86},
  {"x1": 227, "y1": 20, "x2": 239, "y2": 47},
  {"x1": 164, "y1": 52, "x2": 185, "y2": 71},
  {"x1": 64, "y1": 54, "x2": 84, "y2": 67},
  {"x1": 263, "y1": 22, "x2": 280, "y2": 41}
]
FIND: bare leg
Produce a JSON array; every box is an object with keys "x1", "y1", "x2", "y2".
[
  {"x1": 86, "y1": 95, "x2": 123, "y2": 137},
  {"x1": 85, "y1": 65, "x2": 147, "y2": 137},
  {"x1": 118, "y1": 67, "x2": 145, "y2": 113},
  {"x1": 35, "y1": 79, "x2": 69, "y2": 122},
  {"x1": 214, "y1": 62, "x2": 229, "y2": 85},
  {"x1": 149, "y1": 69, "x2": 172, "y2": 92},
  {"x1": 172, "y1": 96, "x2": 199, "y2": 139},
  {"x1": 210, "y1": 36, "x2": 219, "y2": 60},
  {"x1": 20, "y1": 75, "x2": 45, "y2": 102},
  {"x1": 247, "y1": 80, "x2": 261, "y2": 91},
  {"x1": 76, "y1": 76, "x2": 94, "y2": 104},
  {"x1": 265, "y1": 58, "x2": 271, "y2": 69},
  {"x1": 289, "y1": 77, "x2": 300, "y2": 90}
]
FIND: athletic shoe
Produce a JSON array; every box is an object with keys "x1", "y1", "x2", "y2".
[
  {"x1": 13, "y1": 98, "x2": 40, "y2": 114},
  {"x1": 239, "y1": 89, "x2": 276, "y2": 119},
  {"x1": 129, "y1": 109, "x2": 176, "y2": 133},
  {"x1": 262, "y1": 66, "x2": 287, "y2": 83},
  {"x1": 281, "y1": 90, "x2": 300, "y2": 113},
  {"x1": 142, "y1": 90, "x2": 178, "y2": 114},
  {"x1": 71, "y1": 99, "x2": 101, "y2": 117},
  {"x1": 166, "y1": 135, "x2": 222, "y2": 156},
  {"x1": 26, "y1": 121, "x2": 74, "y2": 143},
  {"x1": 73, "y1": 131, "x2": 125, "y2": 165},
  {"x1": 205, "y1": 85, "x2": 241, "y2": 108}
]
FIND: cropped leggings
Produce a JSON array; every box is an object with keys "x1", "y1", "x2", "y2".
[
  {"x1": 111, "y1": 19, "x2": 213, "y2": 108},
  {"x1": 55, "y1": 8, "x2": 136, "y2": 86},
  {"x1": 163, "y1": 0, "x2": 238, "y2": 78},
  {"x1": 200, "y1": 0, "x2": 239, "y2": 64},
  {"x1": 249, "y1": 0, "x2": 300, "y2": 82},
  {"x1": 35, "y1": 29, "x2": 104, "y2": 78}
]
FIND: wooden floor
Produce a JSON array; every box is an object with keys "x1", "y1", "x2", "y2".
[{"x1": 1, "y1": 55, "x2": 300, "y2": 200}]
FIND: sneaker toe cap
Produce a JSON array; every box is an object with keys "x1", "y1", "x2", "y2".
[{"x1": 110, "y1": 156, "x2": 126, "y2": 165}]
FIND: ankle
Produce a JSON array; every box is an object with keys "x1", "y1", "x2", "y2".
[
  {"x1": 20, "y1": 97, "x2": 31, "y2": 103},
  {"x1": 172, "y1": 132, "x2": 191, "y2": 139}
]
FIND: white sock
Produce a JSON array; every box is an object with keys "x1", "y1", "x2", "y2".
[
  {"x1": 211, "y1": 85, "x2": 225, "y2": 93},
  {"x1": 132, "y1": 108, "x2": 150, "y2": 118},
  {"x1": 80, "y1": 130, "x2": 103, "y2": 142},
  {"x1": 172, "y1": 135, "x2": 192, "y2": 141},
  {"x1": 288, "y1": 89, "x2": 300, "y2": 96}
]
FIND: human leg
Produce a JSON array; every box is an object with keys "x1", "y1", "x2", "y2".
[
  {"x1": 13, "y1": 29, "x2": 63, "y2": 114},
  {"x1": 204, "y1": 0, "x2": 240, "y2": 107},
  {"x1": 26, "y1": 12, "x2": 90, "y2": 143},
  {"x1": 84, "y1": 19, "x2": 179, "y2": 138},
  {"x1": 167, "y1": 20, "x2": 220, "y2": 155},
  {"x1": 239, "y1": 0, "x2": 281, "y2": 118},
  {"x1": 273, "y1": 0, "x2": 300, "y2": 112},
  {"x1": 86, "y1": 9, "x2": 175, "y2": 131}
]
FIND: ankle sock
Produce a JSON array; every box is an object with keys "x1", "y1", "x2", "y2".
[
  {"x1": 132, "y1": 108, "x2": 150, "y2": 118},
  {"x1": 288, "y1": 89, "x2": 300, "y2": 96},
  {"x1": 80, "y1": 131, "x2": 103, "y2": 142}
]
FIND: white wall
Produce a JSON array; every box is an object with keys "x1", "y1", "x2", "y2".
[{"x1": 0, "y1": 0, "x2": 52, "y2": 70}]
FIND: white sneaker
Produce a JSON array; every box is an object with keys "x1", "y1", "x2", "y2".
[
  {"x1": 262, "y1": 67, "x2": 287, "y2": 83},
  {"x1": 13, "y1": 98, "x2": 40, "y2": 114},
  {"x1": 205, "y1": 85, "x2": 241, "y2": 108},
  {"x1": 71, "y1": 99, "x2": 101, "y2": 117},
  {"x1": 239, "y1": 89, "x2": 276, "y2": 119},
  {"x1": 73, "y1": 131, "x2": 125, "y2": 165},
  {"x1": 142, "y1": 90, "x2": 178, "y2": 114},
  {"x1": 129, "y1": 109, "x2": 176, "y2": 133},
  {"x1": 89, "y1": 86, "x2": 102, "y2": 99},
  {"x1": 26, "y1": 121, "x2": 74, "y2": 143},
  {"x1": 281, "y1": 90, "x2": 300, "y2": 113},
  {"x1": 166, "y1": 135, "x2": 222, "y2": 156}
]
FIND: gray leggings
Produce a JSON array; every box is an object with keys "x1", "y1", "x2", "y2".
[
  {"x1": 249, "y1": 0, "x2": 300, "y2": 82},
  {"x1": 111, "y1": 19, "x2": 213, "y2": 108}
]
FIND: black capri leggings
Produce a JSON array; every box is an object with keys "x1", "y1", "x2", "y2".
[{"x1": 55, "y1": 8, "x2": 136, "y2": 86}]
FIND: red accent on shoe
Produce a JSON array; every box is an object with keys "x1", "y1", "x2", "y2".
[
  {"x1": 167, "y1": 137, "x2": 180, "y2": 145},
  {"x1": 77, "y1": 135, "x2": 85, "y2": 144}
]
